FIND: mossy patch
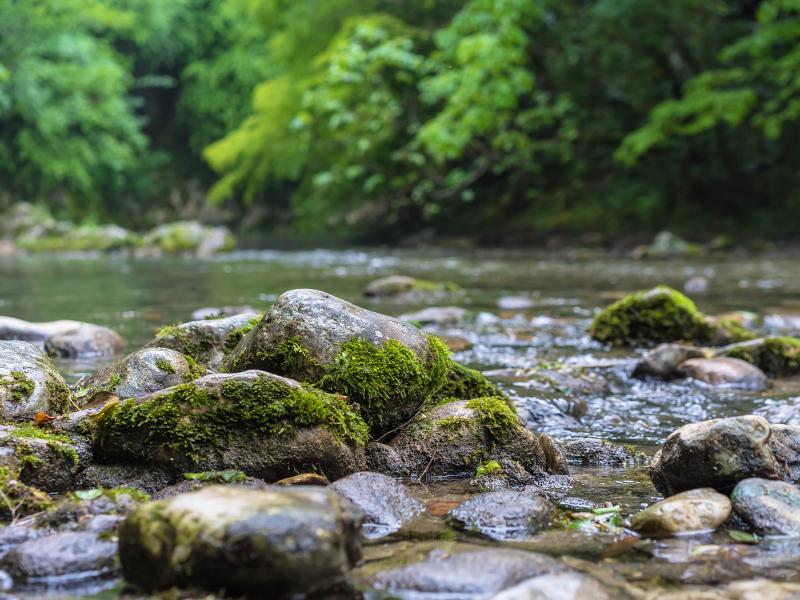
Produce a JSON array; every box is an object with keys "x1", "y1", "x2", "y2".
[
  {"x1": 465, "y1": 396, "x2": 521, "y2": 442},
  {"x1": 44, "y1": 378, "x2": 73, "y2": 414},
  {"x1": 475, "y1": 460, "x2": 502, "y2": 478},
  {"x1": 183, "y1": 470, "x2": 246, "y2": 484},
  {"x1": 154, "y1": 324, "x2": 217, "y2": 364},
  {"x1": 181, "y1": 354, "x2": 206, "y2": 382},
  {"x1": 155, "y1": 358, "x2": 176, "y2": 374},
  {"x1": 223, "y1": 315, "x2": 262, "y2": 354},
  {"x1": 724, "y1": 336, "x2": 800, "y2": 377},
  {"x1": 431, "y1": 361, "x2": 507, "y2": 405},
  {"x1": 10, "y1": 425, "x2": 79, "y2": 466},
  {"x1": 590, "y1": 286, "x2": 753, "y2": 347},
  {"x1": 0, "y1": 370, "x2": 35, "y2": 404}
]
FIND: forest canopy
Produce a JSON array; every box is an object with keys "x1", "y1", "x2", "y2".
[{"x1": 2, "y1": 0, "x2": 800, "y2": 242}]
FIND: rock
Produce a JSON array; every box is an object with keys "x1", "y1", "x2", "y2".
[
  {"x1": 497, "y1": 296, "x2": 536, "y2": 311},
  {"x1": 0, "y1": 341, "x2": 72, "y2": 420},
  {"x1": 366, "y1": 546, "x2": 564, "y2": 596},
  {"x1": 721, "y1": 336, "x2": 800, "y2": 377},
  {"x1": 399, "y1": 306, "x2": 468, "y2": 325},
  {"x1": 448, "y1": 491, "x2": 554, "y2": 540},
  {"x1": 363, "y1": 275, "x2": 456, "y2": 299},
  {"x1": 533, "y1": 368, "x2": 609, "y2": 395},
  {"x1": 332, "y1": 472, "x2": 424, "y2": 538},
  {"x1": 0, "y1": 425, "x2": 82, "y2": 493},
  {"x1": 74, "y1": 463, "x2": 174, "y2": 495},
  {"x1": 191, "y1": 305, "x2": 255, "y2": 320},
  {"x1": 139, "y1": 221, "x2": 235, "y2": 256},
  {"x1": 633, "y1": 343, "x2": 711, "y2": 379},
  {"x1": 764, "y1": 313, "x2": 800, "y2": 333},
  {"x1": 683, "y1": 275, "x2": 709, "y2": 294},
  {"x1": 44, "y1": 323, "x2": 125, "y2": 358},
  {"x1": 92, "y1": 370, "x2": 368, "y2": 481},
  {"x1": 679, "y1": 357, "x2": 768, "y2": 390},
  {"x1": 77, "y1": 347, "x2": 205, "y2": 400},
  {"x1": 559, "y1": 439, "x2": 646, "y2": 467},
  {"x1": 153, "y1": 473, "x2": 267, "y2": 499},
  {"x1": 439, "y1": 335, "x2": 473, "y2": 352},
  {"x1": 275, "y1": 473, "x2": 330, "y2": 486},
  {"x1": 119, "y1": 485, "x2": 362, "y2": 596},
  {"x1": 632, "y1": 231, "x2": 703, "y2": 260},
  {"x1": 731, "y1": 478, "x2": 800, "y2": 535},
  {"x1": 390, "y1": 398, "x2": 554, "y2": 480},
  {"x1": 18, "y1": 223, "x2": 138, "y2": 253},
  {"x1": 629, "y1": 488, "x2": 731, "y2": 537},
  {"x1": 364, "y1": 442, "x2": 405, "y2": 475},
  {"x1": 433, "y1": 361, "x2": 506, "y2": 403},
  {"x1": 589, "y1": 286, "x2": 752, "y2": 347},
  {"x1": 147, "y1": 312, "x2": 261, "y2": 368},
  {"x1": 650, "y1": 416, "x2": 787, "y2": 495},
  {"x1": 0, "y1": 203, "x2": 57, "y2": 239},
  {"x1": 1, "y1": 531, "x2": 117, "y2": 582},
  {"x1": 538, "y1": 434, "x2": 570, "y2": 475},
  {"x1": 490, "y1": 572, "x2": 611, "y2": 600},
  {"x1": 770, "y1": 424, "x2": 800, "y2": 482},
  {"x1": 224, "y1": 289, "x2": 451, "y2": 437},
  {"x1": 0, "y1": 316, "x2": 83, "y2": 343}
]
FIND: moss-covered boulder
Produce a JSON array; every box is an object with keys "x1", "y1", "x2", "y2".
[
  {"x1": 224, "y1": 289, "x2": 451, "y2": 437},
  {"x1": 721, "y1": 337, "x2": 800, "y2": 377},
  {"x1": 0, "y1": 424, "x2": 83, "y2": 493},
  {"x1": 432, "y1": 361, "x2": 506, "y2": 404},
  {"x1": 389, "y1": 397, "x2": 558, "y2": 480},
  {"x1": 147, "y1": 312, "x2": 261, "y2": 369},
  {"x1": 139, "y1": 221, "x2": 235, "y2": 257},
  {"x1": 17, "y1": 223, "x2": 138, "y2": 252},
  {"x1": 78, "y1": 347, "x2": 206, "y2": 402},
  {"x1": 0, "y1": 341, "x2": 72, "y2": 420},
  {"x1": 589, "y1": 286, "x2": 753, "y2": 347},
  {"x1": 119, "y1": 485, "x2": 362, "y2": 596},
  {"x1": 91, "y1": 371, "x2": 369, "y2": 481}
]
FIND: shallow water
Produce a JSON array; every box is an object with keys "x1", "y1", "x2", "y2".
[{"x1": 1, "y1": 248, "x2": 799, "y2": 596}]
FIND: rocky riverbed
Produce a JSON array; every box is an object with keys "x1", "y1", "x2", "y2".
[{"x1": 0, "y1": 249, "x2": 797, "y2": 598}]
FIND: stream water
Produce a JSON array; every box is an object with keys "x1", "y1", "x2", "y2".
[{"x1": 0, "y1": 248, "x2": 798, "y2": 597}]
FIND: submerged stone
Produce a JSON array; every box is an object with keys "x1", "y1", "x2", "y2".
[
  {"x1": 119, "y1": 485, "x2": 362, "y2": 596},
  {"x1": 91, "y1": 370, "x2": 369, "y2": 481},
  {"x1": 223, "y1": 289, "x2": 450, "y2": 436},
  {"x1": 559, "y1": 438, "x2": 647, "y2": 467},
  {"x1": 448, "y1": 490, "x2": 554, "y2": 540},
  {"x1": 732, "y1": 478, "x2": 800, "y2": 536},
  {"x1": 589, "y1": 286, "x2": 752, "y2": 347},
  {"x1": 629, "y1": 488, "x2": 731, "y2": 537},
  {"x1": 0, "y1": 341, "x2": 72, "y2": 420}
]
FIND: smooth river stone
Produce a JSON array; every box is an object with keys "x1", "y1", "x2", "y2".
[
  {"x1": 732, "y1": 477, "x2": 800, "y2": 536},
  {"x1": 629, "y1": 488, "x2": 731, "y2": 537},
  {"x1": 679, "y1": 357, "x2": 768, "y2": 390}
]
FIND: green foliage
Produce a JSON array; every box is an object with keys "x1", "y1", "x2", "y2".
[{"x1": 475, "y1": 459, "x2": 502, "y2": 478}]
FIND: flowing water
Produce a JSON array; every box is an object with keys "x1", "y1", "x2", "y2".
[{"x1": 1, "y1": 249, "x2": 799, "y2": 597}]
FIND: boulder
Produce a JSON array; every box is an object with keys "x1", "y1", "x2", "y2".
[
  {"x1": 731, "y1": 478, "x2": 800, "y2": 536},
  {"x1": 77, "y1": 347, "x2": 205, "y2": 401},
  {"x1": 633, "y1": 343, "x2": 711, "y2": 379},
  {"x1": 364, "y1": 442, "x2": 405, "y2": 476},
  {"x1": 589, "y1": 286, "x2": 752, "y2": 347},
  {"x1": 0, "y1": 341, "x2": 72, "y2": 420},
  {"x1": 632, "y1": 231, "x2": 703, "y2": 260},
  {"x1": 448, "y1": 491, "x2": 554, "y2": 540},
  {"x1": 650, "y1": 416, "x2": 793, "y2": 495},
  {"x1": 44, "y1": 323, "x2": 125, "y2": 359},
  {"x1": 223, "y1": 289, "x2": 450, "y2": 436},
  {"x1": 559, "y1": 439, "x2": 647, "y2": 467},
  {"x1": 17, "y1": 223, "x2": 138, "y2": 253},
  {"x1": 390, "y1": 398, "x2": 555, "y2": 480},
  {"x1": 629, "y1": 488, "x2": 731, "y2": 537},
  {"x1": 0, "y1": 316, "x2": 83, "y2": 343},
  {"x1": 147, "y1": 313, "x2": 261, "y2": 368},
  {"x1": 139, "y1": 221, "x2": 235, "y2": 256},
  {"x1": 770, "y1": 424, "x2": 800, "y2": 482},
  {"x1": 119, "y1": 485, "x2": 362, "y2": 596},
  {"x1": 399, "y1": 306, "x2": 468, "y2": 325},
  {"x1": 721, "y1": 337, "x2": 800, "y2": 377},
  {"x1": 679, "y1": 357, "x2": 768, "y2": 390},
  {"x1": 1, "y1": 531, "x2": 117, "y2": 583},
  {"x1": 0, "y1": 425, "x2": 82, "y2": 493},
  {"x1": 92, "y1": 371, "x2": 369, "y2": 481},
  {"x1": 362, "y1": 275, "x2": 456, "y2": 299},
  {"x1": 332, "y1": 472, "x2": 424, "y2": 538},
  {"x1": 491, "y1": 572, "x2": 611, "y2": 600},
  {"x1": 74, "y1": 463, "x2": 174, "y2": 495}
]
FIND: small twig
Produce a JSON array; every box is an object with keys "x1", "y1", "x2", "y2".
[{"x1": 417, "y1": 451, "x2": 437, "y2": 483}]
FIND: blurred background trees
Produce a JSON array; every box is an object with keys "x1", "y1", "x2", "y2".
[{"x1": 2, "y1": 0, "x2": 800, "y2": 242}]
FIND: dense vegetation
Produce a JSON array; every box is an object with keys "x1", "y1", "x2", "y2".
[{"x1": 3, "y1": 0, "x2": 800, "y2": 242}]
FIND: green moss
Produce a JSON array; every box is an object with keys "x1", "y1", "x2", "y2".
[
  {"x1": 465, "y1": 396, "x2": 521, "y2": 442},
  {"x1": 725, "y1": 336, "x2": 800, "y2": 377},
  {"x1": 100, "y1": 373, "x2": 122, "y2": 393},
  {"x1": 44, "y1": 378, "x2": 72, "y2": 415},
  {"x1": 223, "y1": 315, "x2": 263, "y2": 353},
  {"x1": 10, "y1": 426, "x2": 79, "y2": 466},
  {"x1": 475, "y1": 460, "x2": 502, "y2": 478},
  {"x1": 102, "y1": 486, "x2": 150, "y2": 503},
  {"x1": 94, "y1": 373, "x2": 370, "y2": 465},
  {"x1": 228, "y1": 336, "x2": 323, "y2": 379},
  {"x1": 154, "y1": 324, "x2": 216, "y2": 364},
  {"x1": 431, "y1": 361, "x2": 507, "y2": 405},
  {"x1": 183, "y1": 470, "x2": 246, "y2": 483},
  {"x1": 155, "y1": 358, "x2": 176, "y2": 374},
  {"x1": 15, "y1": 442, "x2": 43, "y2": 470},
  {"x1": 181, "y1": 354, "x2": 206, "y2": 382},
  {"x1": 0, "y1": 370, "x2": 35, "y2": 404},
  {"x1": 0, "y1": 465, "x2": 51, "y2": 520},
  {"x1": 589, "y1": 286, "x2": 752, "y2": 347}
]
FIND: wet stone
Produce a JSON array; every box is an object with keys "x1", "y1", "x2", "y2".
[
  {"x1": 633, "y1": 343, "x2": 711, "y2": 379},
  {"x1": 679, "y1": 357, "x2": 768, "y2": 390},
  {"x1": 732, "y1": 478, "x2": 800, "y2": 536},
  {"x1": 491, "y1": 572, "x2": 611, "y2": 600},
  {"x1": 448, "y1": 490, "x2": 555, "y2": 540},
  {"x1": 0, "y1": 341, "x2": 72, "y2": 420},
  {"x1": 629, "y1": 488, "x2": 731, "y2": 538},
  {"x1": 559, "y1": 438, "x2": 646, "y2": 467}
]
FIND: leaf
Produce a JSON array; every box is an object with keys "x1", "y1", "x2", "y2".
[
  {"x1": 34, "y1": 411, "x2": 54, "y2": 426},
  {"x1": 74, "y1": 488, "x2": 103, "y2": 501},
  {"x1": 729, "y1": 530, "x2": 759, "y2": 544},
  {"x1": 592, "y1": 505, "x2": 621, "y2": 515}
]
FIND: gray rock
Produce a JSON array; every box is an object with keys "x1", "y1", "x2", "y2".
[
  {"x1": 0, "y1": 341, "x2": 72, "y2": 420},
  {"x1": 92, "y1": 370, "x2": 368, "y2": 481},
  {"x1": 390, "y1": 399, "x2": 553, "y2": 480},
  {"x1": 44, "y1": 324, "x2": 124, "y2": 358},
  {"x1": 1, "y1": 531, "x2": 117, "y2": 581},
  {"x1": 363, "y1": 275, "x2": 454, "y2": 299},
  {"x1": 490, "y1": 572, "x2": 611, "y2": 600},
  {"x1": 559, "y1": 438, "x2": 646, "y2": 467},
  {"x1": 367, "y1": 546, "x2": 564, "y2": 596},
  {"x1": 448, "y1": 491, "x2": 555, "y2": 540},
  {"x1": 732, "y1": 478, "x2": 800, "y2": 536},
  {"x1": 119, "y1": 485, "x2": 362, "y2": 596},
  {"x1": 497, "y1": 296, "x2": 536, "y2": 310},
  {"x1": 223, "y1": 289, "x2": 450, "y2": 436},
  {"x1": 0, "y1": 425, "x2": 82, "y2": 493},
  {"x1": 650, "y1": 416, "x2": 787, "y2": 495},
  {"x1": 332, "y1": 472, "x2": 424, "y2": 539},
  {"x1": 538, "y1": 434, "x2": 570, "y2": 475},
  {"x1": 364, "y1": 442, "x2": 405, "y2": 476},
  {"x1": 679, "y1": 357, "x2": 767, "y2": 390},
  {"x1": 399, "y1": 306, "x2": 468, "y2": 325},
  {"x1": 78, "y1": 347, "x2": 203, "y2": 400},
  {"x1": 629, "y1": 488, "x2": 731, "y2": 537},
  {"x1": 74, "y1": 463, "x2": 174, "y2": 495},
  {"x1": 769, "y1": 424, "x2": 800, "y2": 482},
  {"x1": 633, "y1": 343, "x2": 711, "y2": 379},
  {"x1": 191, "y1": 305, "x2": 255, "y2": 320},
  {"x1": 0, "y1": 317, "x2": 86, "y2": 343},
  {"x1": 147, "y1": 312, "x2": 261, "y2": 368}
]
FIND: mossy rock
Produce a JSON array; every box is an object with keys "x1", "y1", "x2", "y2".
[
  {"x1": 589, "y1": 286, "x2": 753, "y2": 347},
  {"x1": 363, "y1": 275, "x2": 458, "y2": 298},
  {"x1": 224, "y1": 289, "x2": 451, "y2": 437},
  {"x1": 721, "y1": 337, "x2": 800, "y2": 377},
  {"x1": 0, "y1": 466, "x2": 52, "y2": 520},
  {"x1": 0, "y1": 341, "x2": 73, "y2": 420},
  {"x1": 91, "y1": 371, "x2": 369, "y2": 481},
  {"x1": 139, "y1": 221, "x2": 235, "y2": 256},
  {"x1": 431, "y1": 362, "x2": 507, "y2": 404},
  {"x1": 0, "y1": 424, "x2": 83, "y2": 493},
  {"x1": 147, "y1": 312, "x2": 262, "y2": 368},
  {"x1": 78, "y1": 347, "x2": 206, "y2": 402},
  {"x1": 389, "y1": 397, "x2": 552, "y2": 480},
  {"x1": 17, "y1": 224, "x2": 138, "y2": 252}
]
